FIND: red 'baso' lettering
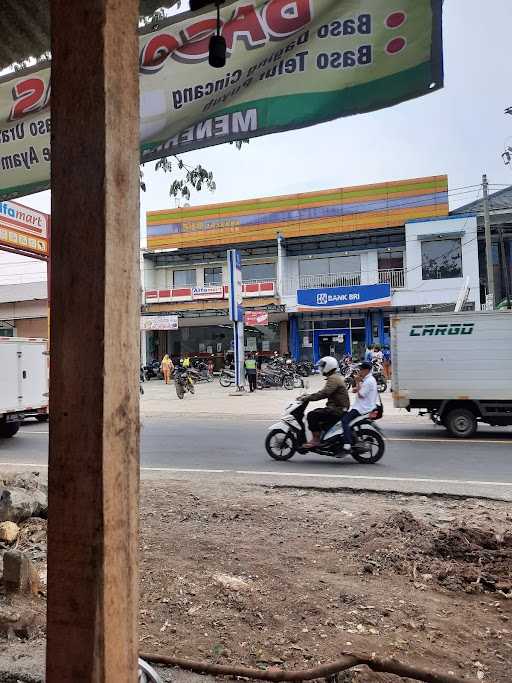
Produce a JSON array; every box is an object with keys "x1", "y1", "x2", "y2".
[
  {"x1": 264, "y1": 0, "x2": 311, "y2": 37},
  {"x1": 139, "y1": 33, "x2": 180, "y2": 73},
  {"x1": 9, "y1": 77, "x2": 47, "y2": 121},
  {"x1": 175, "y1": 18, "x2": 218, "y2": 60},
  {"x1": 222, "y1": 4, "x2": 267, "y2": 51}
]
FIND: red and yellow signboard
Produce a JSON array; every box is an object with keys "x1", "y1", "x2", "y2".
[{"x1": 0, "y1": 199, "x2": 49, "y2": 258}]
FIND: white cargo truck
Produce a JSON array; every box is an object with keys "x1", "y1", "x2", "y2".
[
  {"x1": 0, "y1": 337, "x2": 49, "y2": 438},
  {"x1": 392, "y1": 311, "x2": 512, "y2": 437}
]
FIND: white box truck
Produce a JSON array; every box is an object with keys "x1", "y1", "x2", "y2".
[
  {"x1": 392, "y1": 311, "x2": 512, "y2": 437},
  {"x1": 0, "y1": 337, "x2": 49, "y2": 438}
]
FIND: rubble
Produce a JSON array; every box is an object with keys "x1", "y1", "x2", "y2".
[
  {"x1": 2, "y1": 552, "x2": 40, "y2": 595},
  {"x1": 0, "y1": 474, "x2": 48, "y2": 524},
  {"x1": 0, "y1": 523, "x2": 19, "y2": 544}
]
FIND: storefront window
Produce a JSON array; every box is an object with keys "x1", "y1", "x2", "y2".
[
  {"x1": 328, "y1": 254, "x2": 361, "y2": 274},
  {"x1": 242, "y1": 262, "x2": 276, "y2": 281},
  {"x1": 173, "y1": 269, "x2": 197, "y2": 288},
  {"x1": 421, "y1": 239, "x2": 462, "y2": 280},
  {"x1": 204, "y1": 267, "x2": 223, "y2": 286},
  {"x1": 378, "y1": 249, "x2": 404, "y2": 271}
]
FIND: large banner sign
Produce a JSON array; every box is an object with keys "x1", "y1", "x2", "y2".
[
  {"x1": 297, "y1": 282, "x2": 391, "y2": 310},
  {"x1": 0, "y1": 0, "x2": 443, "y2": 201}
]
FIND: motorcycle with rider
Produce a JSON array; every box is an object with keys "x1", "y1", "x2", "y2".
[{"x1": 265, "y1": 356, "x2": 384, "y2": 464}]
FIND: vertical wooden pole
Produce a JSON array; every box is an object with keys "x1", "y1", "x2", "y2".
[{"x1": 47, "y1": 1, "x2": 140, "y2": 681}]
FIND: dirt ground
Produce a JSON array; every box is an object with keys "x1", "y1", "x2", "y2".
[{"x1": 1, "y1": 479, "x2": 511, "y2": 682}]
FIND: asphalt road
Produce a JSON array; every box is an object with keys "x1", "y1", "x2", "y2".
[{"x1": 1, "y1": 416, "x2": 512, "y2": 499}]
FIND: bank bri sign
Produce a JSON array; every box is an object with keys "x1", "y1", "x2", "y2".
[{"x1": 297, "y1": 283, "x2": 391, "y2": 311}]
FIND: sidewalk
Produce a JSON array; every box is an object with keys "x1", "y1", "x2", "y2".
[{"x1": 140, "y1": 374, "x2": 417, "y2": 423}]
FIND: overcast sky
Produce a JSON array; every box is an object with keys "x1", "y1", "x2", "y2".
[{"x1": 2, "y1": 0, "x2": 512, "y2": 283}]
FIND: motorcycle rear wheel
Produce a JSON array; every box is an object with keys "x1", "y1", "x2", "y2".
[
  {"x1": 219, "y1": 373, "x2": 232, "y2": 388},
  {"x1": 175, "y1": 383, "x2": 185, "y2": 399},
  {"x1": 351, "y1": 427, "x2": 385, "y2": 464},
  {"x1": 265, "y1": 429, "x2": 296, "y2": 460}
]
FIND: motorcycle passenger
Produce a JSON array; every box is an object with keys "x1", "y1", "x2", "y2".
[
  {"x1": 302, "y1": 356, "x2": 350, "y2": 450},
  {"x1": 341, "y1": 361, "x2": 378, "y2": 453}
]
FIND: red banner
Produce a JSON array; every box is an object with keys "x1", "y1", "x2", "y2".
[{"x1": 244, "y1": 311, "x2": 268, "y2": 326}]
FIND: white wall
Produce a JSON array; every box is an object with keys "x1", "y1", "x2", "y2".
[{"x1": 393, "y1": 216, "x2": 480, "y2": 309}]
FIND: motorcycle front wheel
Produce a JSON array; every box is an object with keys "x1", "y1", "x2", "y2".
[
  {"x1": 283, "y1": 375, "x2": 295, "y2": 390},
  {"x1": 351, "y1": 427, "x2": 385, "y2": 464},
  {"x1": 219, "y1": 372, "x2": 232, "y2": 388},
  {"x1": 175, "y1": 382, "x2": 185, "y2": 399},
  {"x1": 377, "y1": 379, "x2": 387, "y2": 393},
  {"x1": 265, "y1": 429, "x2": 296, "y2": 460},
  {"x1": 293, "y1": 374, "x2": 304, "y2": 389}
]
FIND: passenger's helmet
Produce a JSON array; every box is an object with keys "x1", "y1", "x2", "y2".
[{"x1": 318, "y1": 356, "x2": 339, "y2": 376}]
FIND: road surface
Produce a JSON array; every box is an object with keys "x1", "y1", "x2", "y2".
[{"x1": 1, "y1": 415, "x2": 511, "y2": 499}]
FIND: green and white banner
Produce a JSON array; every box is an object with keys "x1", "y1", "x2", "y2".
[{"x1": 0, "y1": 0, "x2": 443, "y2": 201}]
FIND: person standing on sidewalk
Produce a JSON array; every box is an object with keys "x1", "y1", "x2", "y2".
[
  {"x1": 245, "y1": 352, "x2": 257, "y2": 392},
  {"x1": 160, "y1": 354, "x2": 174, "y2": 385}
]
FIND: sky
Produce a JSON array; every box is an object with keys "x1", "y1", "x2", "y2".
[{"x1": 2, "y1": 0, "x2": 512, "y2": 284}]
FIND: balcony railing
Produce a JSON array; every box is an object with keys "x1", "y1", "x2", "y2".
[
  {"x1": 378, "y1": 268, "x2": 405, "y2": 289},
  {"x1": 281, "y1": 269, "x2": 405, "y2": 294}
]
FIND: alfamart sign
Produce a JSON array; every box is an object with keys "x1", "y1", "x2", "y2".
[
  {"x1": 0, "y1": 0, "x2": 443, "y2": 200},
  {"x1": 0, "y1": 199, "x2": 49, "y2": 256}
]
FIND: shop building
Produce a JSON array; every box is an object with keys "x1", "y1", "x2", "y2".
[
  {"x1": 451, "y1": 184, "x2": 512, "y2": 308},
  {"x1": 0, "y1": 281, "x2": 48, "y2": 338},
  {"x1": 142, "y1": 174, "x2": 481, "y2": 363}
]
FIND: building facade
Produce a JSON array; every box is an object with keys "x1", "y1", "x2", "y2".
[
  {"x1": 0, "y1": 281, "x2": 48, "y2": 338},
  {"x1": 142, "y1": 175, "x2": 480, "y2": 363}
]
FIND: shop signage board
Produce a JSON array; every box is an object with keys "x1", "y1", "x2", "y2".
[
  {"x1": 0, "y1": 199, "x2": 49, "y2": 257},
  {"x1": 297, "y1": 283, "x2": 391, "y2": 311},
  {"x1": 0, "y1": 0, "x2": 443, "y2": 201},
  {"x1": 140, "y1": 315, "x2": 179, "y2": 330},
  {"x1": 192, "y1": 286, "x2": 224, "y2": 299},
  {"x1": 244, "y1": 310, "x2": 269, "y2": 326},
  {"x1": 147, "y1": 175, "x2": 449, "y2": 251}
]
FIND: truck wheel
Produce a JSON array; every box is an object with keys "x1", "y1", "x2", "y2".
[
  {"x1": 0, "y1": 422, "x2": 20, "y2": 438},
  {"x1": 445, "y1": 408, "x2": 477, "y2": 438}
]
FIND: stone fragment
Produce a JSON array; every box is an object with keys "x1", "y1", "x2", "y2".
[
  {"x1": 3, "y1": 551, "x2": 40, "y2": 594},
  {"x1": 0, "y1": 520, "x2": 20, "y2": 543}
]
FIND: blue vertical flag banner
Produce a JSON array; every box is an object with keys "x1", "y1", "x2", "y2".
[
  {"x1": 227, "y1": 249, "x2": 245, "y2": 388},
  {"x1": 227, "y1": 249, "x2": 243, "y2": 322}
]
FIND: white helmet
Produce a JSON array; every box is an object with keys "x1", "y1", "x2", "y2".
[{"x1": 318, "y1": 356, "x2": 339, "y2": 376}]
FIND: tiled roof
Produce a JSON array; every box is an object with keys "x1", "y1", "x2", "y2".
[
  {"x1": 452, "y1": 185, "x2": 512, "y2": 215},
  {"x1": 0, "y1": 1, "x2": 178, "y2": 71}
]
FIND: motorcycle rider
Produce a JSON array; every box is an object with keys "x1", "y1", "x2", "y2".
[
  {"x1": 302, "y1": 356, "x2": 350, "y2": 449},
  {"x1": 341, "y1": 361, "x2": 378, "y2": 453}
]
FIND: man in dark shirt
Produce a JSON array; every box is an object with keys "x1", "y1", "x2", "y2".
[{"x1": 302, "y1": 356, "x2": 349, "y2": 449}]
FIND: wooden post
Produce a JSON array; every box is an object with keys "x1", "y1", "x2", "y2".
[{"x1": 47, "y1": 1, "x2": 140, "y2": 681}]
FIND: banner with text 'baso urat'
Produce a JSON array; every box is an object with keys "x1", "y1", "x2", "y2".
[{"x1": 0, "y1": 0, "x2": 443, "y2": 201}]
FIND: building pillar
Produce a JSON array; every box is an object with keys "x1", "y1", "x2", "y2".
[
  {"x1": 47, "y1": 1, "x2": 140, "y2": 681},
  {"x1": 279, "y1": 319, "x2": 289, "y2": 355}
]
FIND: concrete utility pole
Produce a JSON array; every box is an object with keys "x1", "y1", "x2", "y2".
[{"x1": 482, "y1": 174, "x2": 494, "y2": 309}]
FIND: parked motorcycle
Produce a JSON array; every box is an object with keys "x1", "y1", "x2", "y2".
[
  {"x1": 143, "y1": 359, "x2": 162, "y2": 381},
  {"x1": 344, "y1": 364, "x2": 387, "y2": 393},
  {"x1": 174, "y1": 366, "x2": 195, "y2": 399},
  {"x1": 191, "y1": 359, "x2": 213, "y2": 383},
  {"x1": 265, "y1": 399, "x2": 385, "y2": 464},
  {"x1": 219, "y1": 367, "x2": 235, "y2": 387},
  {"x1": 257, "y1": 367, "x2": 295, "y2": 390},
  {"x1": 296, "y1": 360, "x2": 314, "y2": 377}
]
